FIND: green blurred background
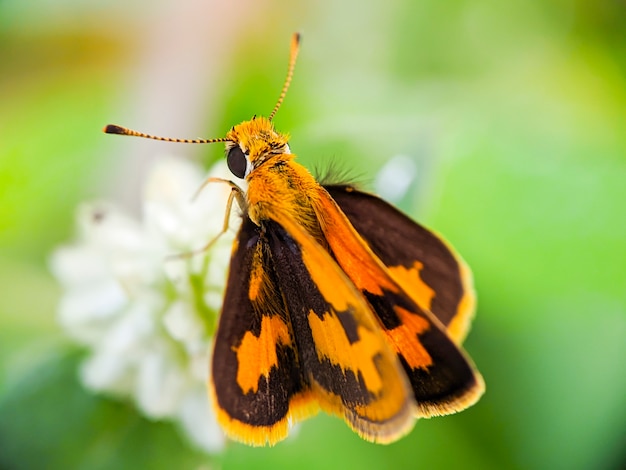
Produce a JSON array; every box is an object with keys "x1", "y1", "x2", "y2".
[{"x1": 1, "y1": 0, "x2": 625, "y2": 469}]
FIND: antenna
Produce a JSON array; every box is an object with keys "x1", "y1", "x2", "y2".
[
  {"x1": 104, "y1": 33, "x2": 302, "y2": 141},
  {"x1": 268, "y1": 32, "x2": 301, "y2": 122},
  {"x1": 103, "y1": 124, "x2": 230, "y2": 144}
]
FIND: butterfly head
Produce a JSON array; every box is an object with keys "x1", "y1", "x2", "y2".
[{"x1": 224, "y1": 117, "x2": 291, "y2": 179}]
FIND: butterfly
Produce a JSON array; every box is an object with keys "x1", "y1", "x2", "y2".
[{"x1": 105, "y1": 32, "x2": 484, "y2": 446}]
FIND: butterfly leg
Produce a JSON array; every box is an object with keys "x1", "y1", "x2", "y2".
[{"x1": 167, "y1": 177, "x2": 246, "y2": 260}]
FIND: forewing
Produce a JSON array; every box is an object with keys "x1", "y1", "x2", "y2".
[
  {"x1": 265, "y1": 216, "x2": 415, "y2": 444},
  {"x1": 325, "y1": 185, "x2": 475, "y2": 344},
  {"x1": 210, "y1": 216, "x2": 313, "y2": 446}
]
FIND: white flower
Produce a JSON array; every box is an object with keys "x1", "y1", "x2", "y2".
[{"x1": 50, "y1": 155, "x2": 240, "y2": 453}]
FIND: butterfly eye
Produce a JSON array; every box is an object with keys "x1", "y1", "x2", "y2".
[{"x1": 227, "y1": 146, "x2": 248, "y2": 179}]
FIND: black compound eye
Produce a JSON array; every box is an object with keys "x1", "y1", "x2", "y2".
[{"x1": 227, "y1": 146, "x2": 247, "y2": 179}]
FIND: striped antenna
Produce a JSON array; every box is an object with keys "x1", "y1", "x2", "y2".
[
  {"x1": 268, "y1": 32, "x2": 301, "y2": 121},
  {"x1": 103, "y1": 124, "x2": 230, "y2": 144}
]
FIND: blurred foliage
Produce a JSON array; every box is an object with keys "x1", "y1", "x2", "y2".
[
  {"x1": 0, "y1": 351, "x2": 209, "y2": 469},
  {"x1": 1, "y1": 0, "x2": 625, "y2": 469}
]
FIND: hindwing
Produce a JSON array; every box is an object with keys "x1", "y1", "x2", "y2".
[{"x1": 311, "y1": 187, "x2": 484, "y2": 417}]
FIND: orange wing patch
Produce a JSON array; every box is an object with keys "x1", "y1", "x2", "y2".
[
  {"x1": 387, "y1": 307, "x2": 432, "y2": 370},
  {"x1": 248, "y1": 255, "x2": 265, "y2": 301},
  {"x1": 388, "y1": 262, "x2": 436, "y2": 313},
  {"x1": 308, "y1": 309, "x2": 384, "y2": 395},
  {"x1": 235, "y1": 315, "x2": 292, "y2": 394}
]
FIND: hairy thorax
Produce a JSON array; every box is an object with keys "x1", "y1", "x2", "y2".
[{"x1": 246, "y1": 158, "x2": 324, "y2": 241}]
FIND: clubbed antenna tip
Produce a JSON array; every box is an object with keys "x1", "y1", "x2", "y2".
[{"x1": 103, "y1": 124, "x2": 127, "y2": 135}]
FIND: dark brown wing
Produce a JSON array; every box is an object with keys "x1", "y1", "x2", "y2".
[{"x1": 210, "y1": 216, "x2": 310, "y2": 446}]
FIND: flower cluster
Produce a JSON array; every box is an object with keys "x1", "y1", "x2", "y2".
[{"x1": 50, "y1": 156, "x2": 239, "y2": 452}]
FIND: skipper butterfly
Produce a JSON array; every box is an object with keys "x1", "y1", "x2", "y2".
[{"x1": 105, "y1": 33, "x2": 484, "y2": 446}]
